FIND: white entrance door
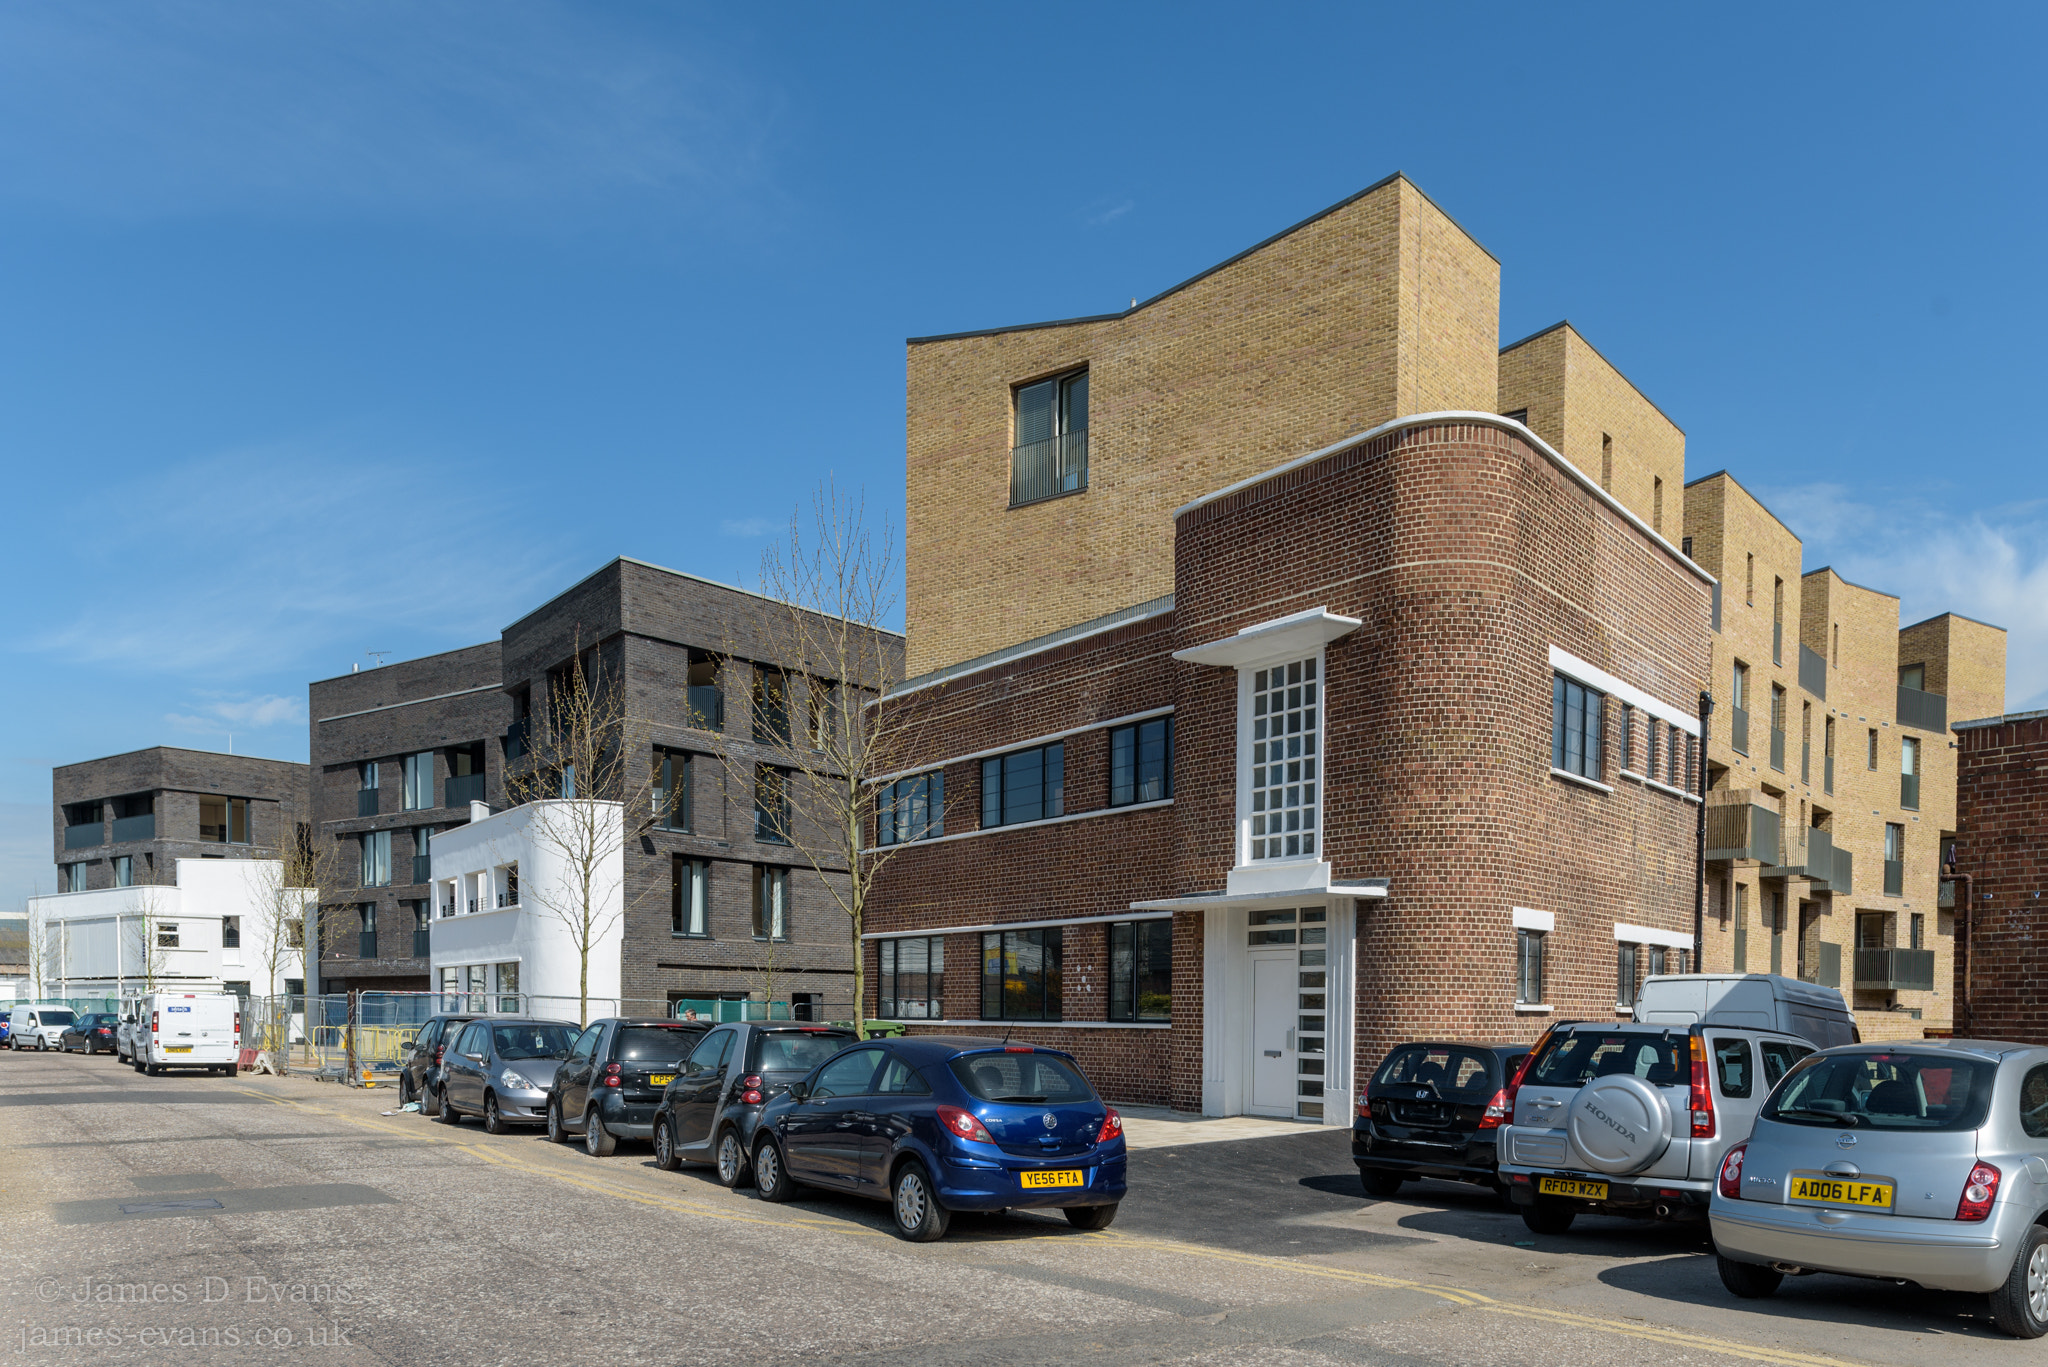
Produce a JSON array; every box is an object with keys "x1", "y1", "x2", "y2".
[{"x1": 1249, "y1": 954, "x2": 1296, "y2": 1115}]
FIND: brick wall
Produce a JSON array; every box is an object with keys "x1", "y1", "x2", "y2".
[
  {"x1": 52, "y1": 747, "x2": 311, "y2": 893},
  {"x1": 1954, "y1": 713, "x2": 2048, "y2": 1041}
]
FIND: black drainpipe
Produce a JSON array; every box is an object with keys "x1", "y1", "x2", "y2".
[{"x1": 1694, "y1": 689, "x2": 1715, "y2": 972}]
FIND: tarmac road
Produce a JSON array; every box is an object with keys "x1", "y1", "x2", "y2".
[{"x1": 0, "y1": 1047, "x2": 2020, "y2": 1365}]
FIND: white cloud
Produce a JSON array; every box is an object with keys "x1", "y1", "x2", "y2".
[
  {"x1": 165, "y1": 694, "x2": 304, "y2": 734},
  {"x1": 1084, "y1": 198, "x2": 1135, "y2": 227},
  {"x1": 1755, "y1": 483, "x2": 2048, "y2": 712}
]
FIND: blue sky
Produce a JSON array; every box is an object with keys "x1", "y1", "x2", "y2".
[{"x1": 5, "y1": 3, "x2": 2046, "y2": 910}]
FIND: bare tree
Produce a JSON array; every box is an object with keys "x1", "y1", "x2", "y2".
[
  {"x1": 251, "y1": 833, "x2": 332, "y2": 1055},
  {"x1": 26, "y1": 899, "x2": 51, "y2": 1001},
  {"x1": 126, "y1": 881, "x2": 171, "y2": 992},
  {"x1": 717, "y1": 484, "x2": 940, "y2": 1040},
  {"x1": 503, "y1": 632, "x2": 655, "y2": 1025}
]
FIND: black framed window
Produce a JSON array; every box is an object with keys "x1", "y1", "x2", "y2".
[
  {"x1": 754, "y1": 668, "x2": 792, "y2": 744},
  {"x1": 876, "y1": 771, "x2": 944, "y2": 845},
  {"x1": 1617, "y1": 942, "x2": 1639, "y2": 1007},
  {"x1": 752, "y1": 866, "x2": 788, "y2": 941},
  {"x1": 653, "y1": 749, "x2": 691, "y2": 831},
  {"x1": 981, "y1": 743, "x2": 1063, "y2": 828},
  {"x1": 980, "y1": 927, "x2": 1063, "y2": 1021},
  {"x1": 1551, "y1": 674, "x2": 1604, "y2": 780},
  {"x1": 1516, "y1": 929, "x2": 1545, "y2": 1004},
  {"x1": 878, "y1": 936, "x2": 945, "y2": 1019},
  {"x1": 1109, "y1": 717, "x2": 1173, "y2": 806},
  {"x1": 1109, "y1": 920, "x2": 1171, "y2": 1021},
  {"x1": 1011, "y1": 368, "x2": 1088, "y2": 506},
  {"x1": 222, "y1": 915, "x2": 241, "y2": 949},
  {"x1": 671, "y1": 857, "x2": 708, "y2": 937},
  {"x1": 754, "y1": 765, "x2": 791, "y2": 844}
]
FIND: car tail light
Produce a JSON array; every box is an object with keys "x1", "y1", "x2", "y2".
[
  {"x1": 936, "y1": 1105, "x2": 994, "y2": 1143},
  {"x1": 434, "y1": 1045, "x2": 445, "y2": 1065},
  {"x1": 740, "y1": 1074, "x2": 764, "y2": 1105},
  {"x1": 233, "y1": 1011, "x2": 241, "y2": 1041},
  {"x1": 152, "y1": 1011, "x2": 159, "y2": 1035},
  {"x1": 1004, "y1": 1046, "x2": 1033, "y2": 1053},
  {"x1": 1356, "y1": 1093, "x2": 1371, "y2": 1120},
  {"x1": 1500, "y1": 1044, "x2": 1539, "y2": 1117},
  {"x1": 1718, "y1": 1142, "x2": 1747, "y2": 1200},
  {"x1": 1958, "y1": 1162, "x2": 2002, "y2": 1221},
  {"x1": 1097, "y1": 1108, "x2": 1123, "y2": 1143},
  {"x1": 604, "y1": 1062, "x2": 622, "y2": 1088},
  {"x1": 1477, "y1": 1088, "x2": 1510, "y2": 1130},
  {"x1": 1688, "y1": 1034, "x2": 1716, "y2": 1139}
]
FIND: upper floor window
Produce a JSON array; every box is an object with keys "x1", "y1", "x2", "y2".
[
  {"x1": 672, "y1": 857, "x2": 709, "y2": 937},
  {"x1": 1551, "y1": 673, "x2": 1604, "y2": 781},
  {"x1": 200, "y1": 796, "x2": 251, "y2": 844},
  {"x1": 754, "y1": 668, "x2": 792, "y2": 745},
  {"x1": 223, "y1": 915, "x2": 241, "y2": 949},
  {"x1": 1250, "y1": 660, "x2": 1319, "y2": 861},
  {"x1": 754, "y1": 765, "x2": 791, "y2": 844},
  {"x1": 1901, "y1": 735, "x2": 1921, "y2": 811},
  {"x1": 876, "y1": 771, "x2": 944, "y2": 846},
  {"x1": 1110, "y1": 717, "x2": 1174, "y2": 807},
  {"x1": 61, "y1": 862, "x2": 86, "y2": 893},
  {"x1": 653, "y1": 749, "x2": 691, "y2": 831},
  {"x1": 686, "y1": 655, "x2": 724, "y2": 731},
  {"x1": 981, "y1": 743, "x2": 1064, "y2": 828},
  {"x1": 402, "y1": 751, "x2": 434, "y2": 811},
  {"x1": 1900, "y1": 663, "x2": 1926, "y2": 691},
  {"x1": 361, "y1": 761, "x2": 379, "y2": 791},
  {"x1": 113, "y1": 855, "x2": 133, "y2": 887},
  {"x1": 1010, "y1": 368, "x2": 1088, "y2": 506},
  {"x1": 360, "y1": 830, "x2": 392, "y2": 888},
  {"x1": 753, "y1": 865, "x2": 789, "y2": 941}
]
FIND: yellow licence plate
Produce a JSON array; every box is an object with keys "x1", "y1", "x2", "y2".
[
  {"x1": 650, "y1": 1074, "x2": 674, "y2": 1087},
  {"x1": 1788, "y1": 1174, "x2": 1894, "y2": 1209},
  {"x1": 1020, "y1": 1169, "x2": 1083, "y2": 1189},
  {"x1": 165, "y1": 1046, "x2": 193, "y2": 1054},
  {"x1": 1538, "y1": 1177, "x2": 1608, "y2": 1200}
]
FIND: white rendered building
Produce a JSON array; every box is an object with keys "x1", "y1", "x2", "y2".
[
  {"x1": 428, "y1": 800, "x2": 624, "y2": 1018},
  {"x1": 24, "y1": 857, "x2": 311, "y2": 999}
]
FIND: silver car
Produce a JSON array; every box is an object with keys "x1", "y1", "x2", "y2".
[
  {"x1": 1711, "y1": 1040, "x2": 2048, "y2": 1338},
  {"x1": 435, "y1": 1018, "x2": 579, "y2": 1134}
]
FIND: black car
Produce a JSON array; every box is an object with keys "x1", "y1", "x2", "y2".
[
  {"x1": 546, "y1": 1018, "x2": 709, "y2": 1157},
  {"x1": 651, "y1": 1022, "x2": 857, "y2": 1185},
  {"x1": 399, "y1": 1014, "x2": 481, "y2": 1114},
  {"x1": 60, "y1": 1013, "x2": 121, "y2": 1054},
  {"x1": 1353, "y1": 1041, "x2": 1530, "y2": 1198}
]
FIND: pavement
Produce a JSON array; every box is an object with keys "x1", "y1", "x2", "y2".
[{"x1": 0, "y1": 1047, "x2": 2026, "y2": 1365}]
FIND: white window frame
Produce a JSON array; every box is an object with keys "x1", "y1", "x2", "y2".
[{"x1": 1235, "y1": 647, "x2": 1326, "y2": 868}]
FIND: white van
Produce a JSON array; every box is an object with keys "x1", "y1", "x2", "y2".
[
  {"x1": 131, "y1": 992, "x2": 241, "y2": 1077},
  {"x1": 6, "y1": 1004, "x2": 79, "y2": 1051},
  {"x1": 1633, "y1": 973, "x2": 1855, "y2": 1049}
]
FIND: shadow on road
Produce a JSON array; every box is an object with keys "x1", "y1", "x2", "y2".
[{"x1": 1596, "y1": 1252, "x2": 2007, "y2": 1339}]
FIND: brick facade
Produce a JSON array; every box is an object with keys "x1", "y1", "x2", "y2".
[
  {"x1": 53, "y1": 747, "x2": 310, "y2": 894},
  {"x1": 1952, "y1": 711, "x2": 2048, "y2": 1042}
]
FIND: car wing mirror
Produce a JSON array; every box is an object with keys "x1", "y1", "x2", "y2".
[
  {"x1": 788, "y1": 1082, "x2": 809, "y2": 1101},
  {"x1": 465, "y1": 1052, "x2": 485, "y2": 1061}
]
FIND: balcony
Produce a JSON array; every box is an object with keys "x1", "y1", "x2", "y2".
[
  {"x1": 1824, "y1": 755, "x2": 1835, "y2": 795},
  {"x1": 111, "y1": 814, "x2": 155, "y2": 843},
  {"x1": 1799, "y1": 643, "x2": 1828, "y2": 701},
  {"x1": 1764, "y1": 827, "x2": 1838, "y2": 890},
  {"x1": 413, "y1": 926, "x2": 431, "y2": 958},
  {"x1": 1901, "y1": 772, "x2": 1920, "y2": 811},
  {"x1": 1770, "y1": 726, "x2": 1786, "y2": 772},
  {"x1": 1855, "y1": 947, "x2": 1935, "y2": 992},
  {"x1": 412, "y1": 854, "x2": 432, "y2": 885},
  {"x1": 63, "y1": 822, "x2": 104, "y2": 850},
  {"x1": 357, "y1": 789, "x2": 379, "y2": 818},
  {"x1": 1898, "y1": 685, "x2": 1947, "y2": 733},
  {"x1": 1773, "y1": 619, "x2": 1783, "y2": 666},
  {"x1": 1833, "y1": 846, "x2": 1854, "y2": 895},
  {"x1": 687, "y1": 684, "x2": 724, "y2": 732},
  {"x1": 1808, "y1": 941, "x2": 1842, "y2": 989},
  {"x1": 1730, "y1": 705, "x2": 1750, "y2": 755},
  {"x1": 1707, "y1": 803, "x2": 1780, "y2": 864},
  {"x1": 1010, "y1": 431, "x2": 1089, "y2": 506},
  {"x1": 503, "y1": 717, "x2": 530, "y2": 760},
  {"x1": 1884, "y1": 859, "x2": 1905, "y2": 897},
  {"x1": 446, "y1": 772, "x2": 485, "y2": 808},
  {"x1": 1939, "y1": 879, "x2": 1957, "y2": 910}
]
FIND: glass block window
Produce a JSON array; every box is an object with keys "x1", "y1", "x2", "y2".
[{"x1": 1249, "y1": 659, "x2": 1318, "y2": 860}]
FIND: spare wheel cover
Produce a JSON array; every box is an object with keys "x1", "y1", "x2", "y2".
[{"x1": 1566, "y1": 1074, "x2": 1672, "y2": 1174}]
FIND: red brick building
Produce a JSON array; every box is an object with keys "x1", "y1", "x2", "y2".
[{"x1": 1952, "y1": 710, "x2": 2048, "y2": 1042}]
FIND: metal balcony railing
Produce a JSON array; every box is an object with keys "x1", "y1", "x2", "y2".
[
  {"x1": 357, "y1": 789, "x2": 379, "y2": 818},
  {"x1": 412, "y1": 854, "x2": 432, "y2": 885},
  {"x1": 1898, "y1": 685, "x2": 1947, "y2": 733},
  {"x1": 413, "y1": 928, "x2": 431, "y2": 958},
  {"x1": 1707, "y1": 803, "x2": 1781, "y2": 864},
  {"x1": 1939, "y1": 879, "x2": 1957, "y2": 910},
  {"x1": 1799, "y1": 643, "x2": 1828, "y2": 700},
  {"x1": 503, "y1": 717, "x2": 530, "y2": 760},
  {"x1": 111, "y1": 814, "x2": 154, "y2": 843},
  {"x1": 1770, "y1": 727, "x2": 1786, "y2": 772},
  {"x1": 1809, "y1": 941, "x2": 1842, "y2": 989},
  {"x1": 63, "y1": 822, "x2": 104, "y2": 850},
  {"x1": 1824, "y1": 755, "x2": 1835, "y2": 795},
  {"x1": 1884, "y1": 859, "x2": 1905, "y2": 897},
  {"x1": 1901, "y1": 773, "x2": 1920, "y2": 811},
  {"x1": 446, "y1": 772, "x2": 485, "y2": 808},
  {"x1": 1730, "y1": 705, "x2": 1750, "y2": 755},
  {"x1": 1855, "y1": 947, "x2": 1935, "y2": 992},
  {"x1": 358, "y1": 931, "x2": 378, "y2": 959},
  {"x1": 687, "y1": 685, "x2": 724, "y2": 732},
  {"x1": 1010, "y1": 431, "x2": 1089, "y2": 506},
  {"x1": 1833, "y1": 846, "x2": 1854, "y2": 895}
]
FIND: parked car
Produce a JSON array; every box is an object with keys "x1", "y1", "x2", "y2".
[
  {"x1": 1498, "y1": 1019, "x2": 1815, "y2": 1233},
  {"x1": 751, "y1": 1035, "x2": 1127, "y2": 1242},
  {"x1": 60, "y1": 1013, "x2": 121, "y2": 1054},
  {"x1": 399, "y1": 1013, "x2": 480, "y2": 1115},
  {"x1": 546, "y1": 1018, "x2": 710, "y2": 1157},
  {"x1": 1354, "y1": 1041, "x2": 1529, "y2": 1198},
  {"x1": 127, "y1": 992, "x2": 240, "y2": 1076},
  {"x1": 1711, "y1": 1040, "x2": 2048, "y2": 1338},
  {"x1": 7, "y1": 1004, "x2": 77, "y2": 1051},
  {"x1": 435, "y1": 1018, "x2": 579, "y2": 1133},
  {"x1": 0, "y1": 1010, "x2": 11, "y2": 1047},
  {"x1": 652, "y1": 1022, "x2": 857, "y2": 1184},
  {"x1": 1635, "y1": 973, "x2": 1857, "y2": 1047},
  {"x1": 115, "y1": 1007, "x2": 142, "y2": 1063}
]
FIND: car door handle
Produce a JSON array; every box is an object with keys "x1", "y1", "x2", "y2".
[{"x1": 1263, "y1": 1050, "x2": 1283, "y2": 1058}]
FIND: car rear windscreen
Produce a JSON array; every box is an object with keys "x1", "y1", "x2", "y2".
[
  {"x1": 1526, "y1": 1031, "x2": 1686, "y2": 1088},
  {"x1": 493, "y1": 1024, "x2": 576, "y2": 1060},
  {"x1": 1762, "y1": 1052, "x2": 1997, "y2": 1131},
  {"x1": 750, "y1": 1031, "x2": 856, "y2": 1074},
  {"x1": 1373, "y1": 1046, "x2": 1497, "y2": 1100},
  {"x1": 617, "y1": 1027, "x2": 700, "y2": 1064},
  {"x1": 949, "y1": 1052, "x2": 1094, "y2": 1104}
]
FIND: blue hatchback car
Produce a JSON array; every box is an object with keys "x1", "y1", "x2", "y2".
[{"x1": 751, "y1": 1035, "x2": 1128, "y2": 1241}]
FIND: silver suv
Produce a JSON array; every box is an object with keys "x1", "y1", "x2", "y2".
[
  {"x1": 1712, "y1": 1040, "x2": 2048, "y2": 1338},
  {"x1": 1499, "y1": 1022, "x2": 1814, "y2": 1234}
]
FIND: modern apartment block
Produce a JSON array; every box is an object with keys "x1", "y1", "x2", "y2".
[
  {"x1": 309, "y1": 558, "x2": 899, "y2": 1017},
  {"x1": 1950, "y1": 709, "x2": 2048, "y2": 1042},
  {"x1": 871, "y1": 175, "x2": 1713, "y2": 1122},
  {"x1": 1685, "y1": 472, "x2": 2005, "y2": 1039},
  {"x1": 52, "y1": 746, "x2": 311, "y2": 895}
]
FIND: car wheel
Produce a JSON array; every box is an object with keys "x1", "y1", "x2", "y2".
[
  {"x1": 1991, "y1": 1222, "x2": 2048, "y2": 1337},
  {"x1": 1360, "y1": 1170, "x2": 1405, "y2": 1199},
  {"x1": 715, "y1": 1129, "x2": 750, "y2": 1188},
  {"x1": 652, "y1": 1115, "x2": 678, "y2": 1170},
  {"x1": 435, "y1": 1088, "x2": 462, "y2": 1124},
  {"x1": 143, "y1": 1062, "x2": 158, "y2": 1077},
  {"x1": 891, "y1": 1160, "x2": 951, "y2": 1242},
  {"x1": 483, "y1": 1093, "x2": 508, "y2": 1135},
  {"x1": 546, "y1": 1097, "x2": 568, "y2": 1144},
  {"x1": 1520, "y1": 1199, "x2": 1576, "y2": 1235},
  {"x1": 1063, "y1": 1203, "x2": 1119, "y2": 1230},
  {"x1": 421, "y1": 1079, "x2": 443, "y2": 1117},
  {"x1": 753, "y1": 1138, "x2": 794, "y2": 1202},
  {"x1": 583, "y1": 1109, "x2": 616, "y2": 1157},
  {"x1": 398, "y1": 1073, "x2": 415, "y2": 1106},
  {"x1": 1716, "y1": 1254, "x2": 1784, "y2": 1300}
]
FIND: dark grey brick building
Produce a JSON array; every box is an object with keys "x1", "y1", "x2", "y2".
[
  {"x1": 53, "y1": 747, "x2": 311, "y2": 893},
  {"x1": 309, "y1": 558, "x2": 899, "y2": 1015}
]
